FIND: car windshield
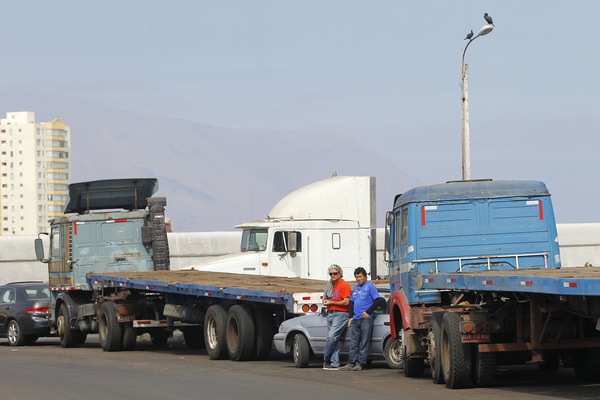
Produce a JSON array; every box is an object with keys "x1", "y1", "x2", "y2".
[
  {"x1": 241, "y1": 229, "x2": 268, "y2": 252},
  {"x1": 25, "y1": 287, "x2": 51, "y2": 299}
]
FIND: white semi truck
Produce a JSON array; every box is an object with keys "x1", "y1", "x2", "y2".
[{"x1": 191, "y1": 176, "x2": 378, "y2": 282}]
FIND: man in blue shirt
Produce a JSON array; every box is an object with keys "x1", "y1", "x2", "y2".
[{"x1": 340, "y1": 267, "x2": 385, "y2": 371}]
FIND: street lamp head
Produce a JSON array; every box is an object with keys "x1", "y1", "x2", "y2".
[{"x1": 478, "y1": 24, "x2": 494, "y2": 36}]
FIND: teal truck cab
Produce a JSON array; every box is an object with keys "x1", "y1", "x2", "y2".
[{"x1": 35, "y1": 178, "x2": 169, "y2": 348}]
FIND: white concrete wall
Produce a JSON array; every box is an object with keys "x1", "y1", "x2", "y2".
[
  {"x1": 1, "y1": 223, "x2": 598, "y2": 285},
  {"x1": 0, "y1": 232, "x2": 242, "y2": 285},
  {"x1": 556, "y1": 223, "x2": 600, "y2": 268},
  {"x1": 0, "y1": 235, "x2": 49, "y2": 284},
  {"x1": 168, "y1": 231, "x2": 241, "y2": 270}
]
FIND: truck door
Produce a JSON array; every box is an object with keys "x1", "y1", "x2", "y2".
[
  {"x1": 269, "y1": 231, "x2": 304, "y2": 278},
  {"x1": 48, "y1": 223, "x2": 72, "y2": 288}
]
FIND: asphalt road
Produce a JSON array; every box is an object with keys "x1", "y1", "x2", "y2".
[{"x1": 1, "y1": 334, "x2": 598, "y2": 400}]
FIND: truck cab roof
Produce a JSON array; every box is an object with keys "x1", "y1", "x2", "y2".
[
  {"x1": 64, "y1": 178, "x2": 159, "y2": 213},
  {"x1": 394, "y1": 180, "x2": 549, "y2": 209}
]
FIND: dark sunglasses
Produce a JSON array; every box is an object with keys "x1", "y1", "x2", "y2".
[{"x1": 329, "y1": 272, "x2": 340, "y2": 276}]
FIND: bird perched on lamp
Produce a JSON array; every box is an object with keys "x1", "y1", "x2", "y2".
[
  {"x1": 484, "y1": 13, "x2": 494, "y2": 26},
  {"x1": 464, "y1": 30, "x2": 474, "y2": 40}
]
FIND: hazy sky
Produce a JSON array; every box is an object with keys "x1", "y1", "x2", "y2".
[{"x1": 2, "y1": 1, "x2": 599, "y2": 223}]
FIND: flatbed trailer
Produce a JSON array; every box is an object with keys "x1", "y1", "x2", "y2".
[
  {"x1": 86, "y1": 270, "x2": 328, "y2": 361},
  {"x1": 87, "y1": 270, "x2": 327, "y2": 315}
]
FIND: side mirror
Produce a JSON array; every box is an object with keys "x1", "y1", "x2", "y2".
[
  {"x1": 34, "y1": 237, "x2": 48, "y2": 263},
  {"x1": 287, "y1": 232, "x2": 298, "y2": 252},
  {"x1": 384, "y1": 212, "x2": 392, "y2": 262},
  {"x1": 384, "y1": 228, "x2": 391, "y2": 263}
]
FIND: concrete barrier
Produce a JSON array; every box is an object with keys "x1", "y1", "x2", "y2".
[
  {"x1": 0, "y1": 232, "x2": 241, "y2": 285},
  {"x1": 556, "y1": 223, "x2": 600, "y2": 268},
  {"x1": 1, "y1": 224, "x2": 598, "y2": 285}
]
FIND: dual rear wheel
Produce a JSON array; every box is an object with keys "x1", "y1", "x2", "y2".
[
  {"x1": 438, "y1": 312, "x2": 495, "y2": 389},
  {"x1": 204, "y1": 304, "x2": 275, "y2": 361}
]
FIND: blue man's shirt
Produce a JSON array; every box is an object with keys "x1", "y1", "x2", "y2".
[{"x1": 350, "y1": 281, "x2": 381, "y2": 319}]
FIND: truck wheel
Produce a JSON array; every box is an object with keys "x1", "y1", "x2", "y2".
[
  {"x1": 292, "y1": 333, "x2": 310, "y2": 368},
  {"x1": 252, "y1": 308, "x2": 274, "y2": 361},
  {"x1": 226, "y1": 305, "x2": 255, "y2": 361},
  {"x1": 472, "y1": 348, "x2": 496, "y2": 387},
  {"x1": 98, "y1": 302, "x2": 122, "y2": 352},
  {"x1": 402, "y1": 329, "x2": 424, "y2": 377},
  {"x1": 7, "y1": 320, "x2": 24, "y2": 346},
  {"x1": 183, "y1": 326, "x2": 205, "y2": 349},
  {"x1": 150, "y1": 330, "x2": 170, "y2": 346},
  {"x1": 573, "y1": 348, "x2": 600, "y2": 383},
  {"x1": 428, "y1": 312, "x2": 445, "y2": 384},
  {"x1": 204, "y1": 305, "x2": 228, "y2": 360},
  {"x1": 441, "y1": 312, "x2": 472, "y2": 389},
  {"x1": 58, "y1": 304, "x2": 79, "y2": 348},
  {"x1": 383, "y1": 337, "x2": 403, "y2": 369},
  {"x1": 121, "y1": 322, "x2": 137, "y2": 350}
]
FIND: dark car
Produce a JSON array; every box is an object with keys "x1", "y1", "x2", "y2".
[{"x1": 0, "y1": 281, "x2": 51, "y2": 346}]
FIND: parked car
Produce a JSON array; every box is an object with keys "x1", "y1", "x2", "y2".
[
  {"x1": 0, "y1": 281, "x2": 51, "y2": 346},
  {"x1": 273, "y1": 284, "x2": 402, "y2": 369}
]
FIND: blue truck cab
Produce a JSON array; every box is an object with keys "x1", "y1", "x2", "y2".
[
  {"x1": 387, "y1": 180, "x2": 561, "y2": 306},
  {"x1": 381, "y1": 180, "x2": 600, "y2": 388}
]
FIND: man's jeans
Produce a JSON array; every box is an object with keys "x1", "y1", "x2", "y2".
[
  {"x1": 323, "y1": 311, "x2": 349, "y2": 367},
  {"x1": 348, "y1": 317, "x2": 375, "y2": 367}
]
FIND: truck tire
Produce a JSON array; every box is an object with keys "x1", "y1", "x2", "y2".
[
  {"x1": 428, "y1": 312, "x2": 445, "y2": 384},
  {"x1": 58, "y1": 304, "x2": 80, "y2": 348},
  {"x1": 7, "y1": 320, "x2": 24, "y2": 346},
  {"x1": 252, "y1": 308, "x2": 274, "y2": 361},
  {"x1": 472, "y1": 348, "x2": 496, "y2": 387},
  {"x1": 98, "y1": 302, "x2": 122, "y2": 352},
  {"x1": 148, "y1": 197, "x2": 169, "y2": 271},
  {"x1": 292, "y1": 333, "x2": 310, "y2": 368},
  {"x1": 226, "y1": 305, "x2": 255, "y2": 361},
  {"x1": 183, "y1": 326, "x2": 205, "y2": 349},
  {"x1": 383, "y1": 337, "x2": 403, "y2": 369},
  {"x1": 441, "y1": 312, "x2": 472, "y2": 389},
  {"x1": 402, "y1": 329, "x2": 425, "y2": 377},
  {"x1": 204, "y1": 305, "x2": 228, "y2": 360},
  {"x1": 121, "y1": 322, "x2": 137, "y2": 350}
]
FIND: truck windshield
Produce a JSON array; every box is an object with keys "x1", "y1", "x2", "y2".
[{"x1": 241, "y1": 229, "x2": 268, "y2": 252}]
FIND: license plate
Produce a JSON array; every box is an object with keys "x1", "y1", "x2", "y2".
[
  {"x1": 462, "y1": 333, "x2": 490, "y2": 343},
  {"x1": 117, "y1": 314, "x2": 135, "y2": 322}
]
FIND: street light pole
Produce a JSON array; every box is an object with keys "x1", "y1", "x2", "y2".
[
  {"x1": 461, "y1": 24, "x2": 494, "y2": 181},
  {"x1": 461, "y1": 63, "x2": 471, "y2": 181}
]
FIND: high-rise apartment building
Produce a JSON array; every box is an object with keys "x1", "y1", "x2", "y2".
[{"x1": 0, "y1": 111, "x2": 71, "y2": 235}]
